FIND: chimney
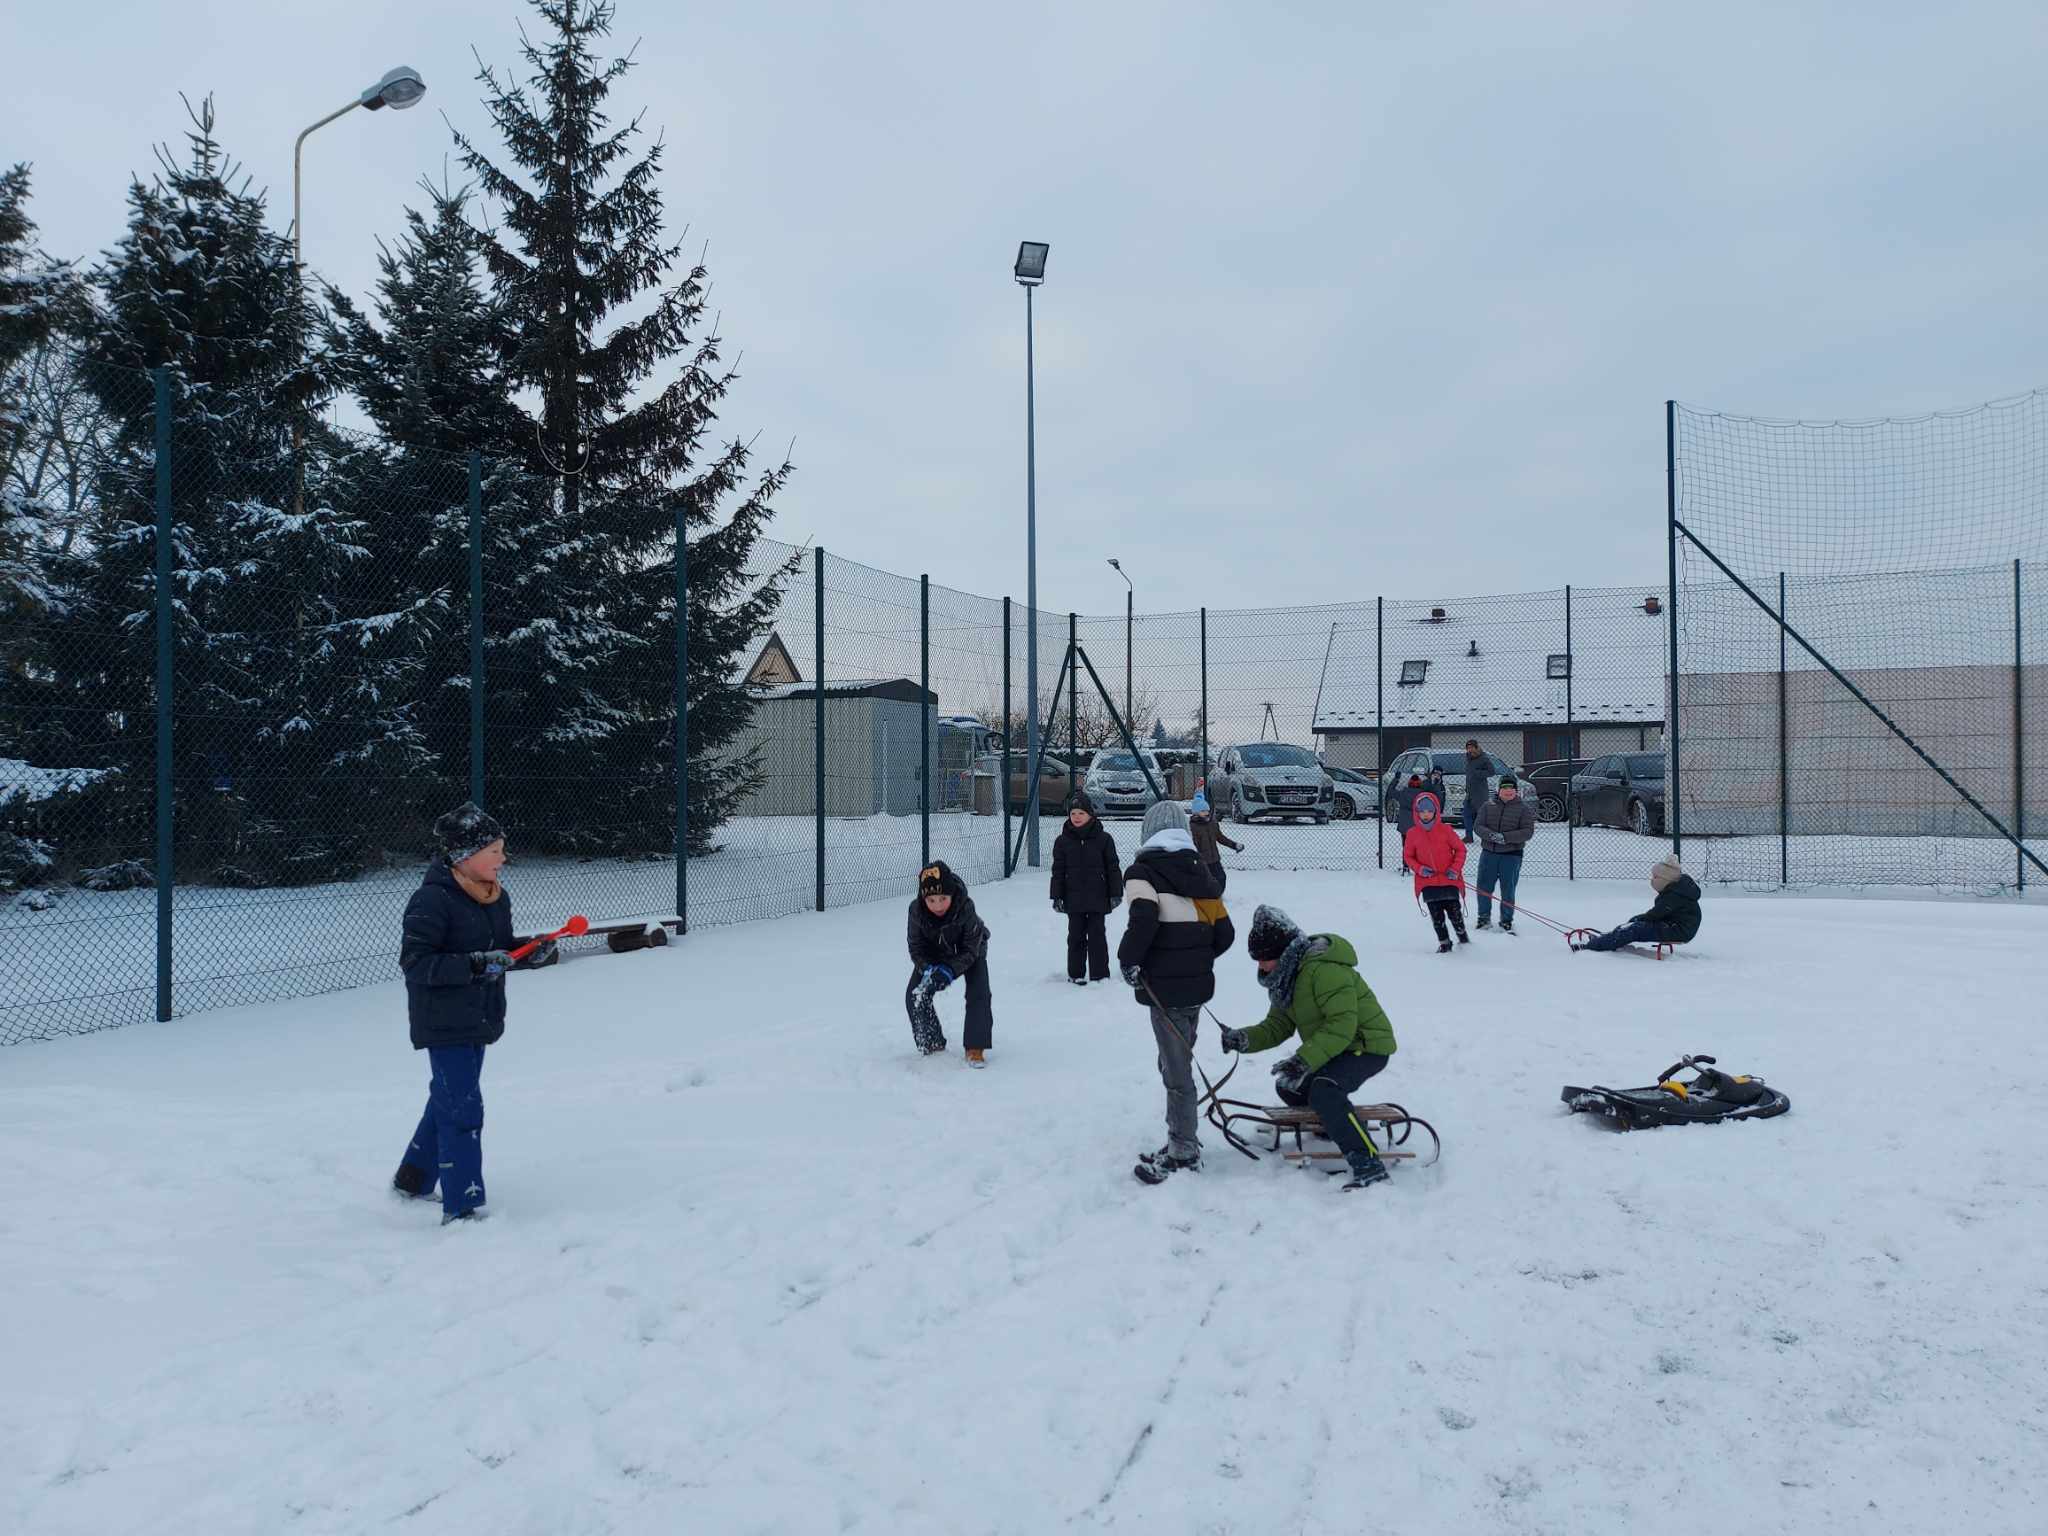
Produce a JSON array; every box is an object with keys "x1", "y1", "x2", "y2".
[
  {"x1": 1466, "y1": 640, "x2": 1479, "y2": 657},
  {"x1": 1429, "y1": 607, "x2": 1446, "y2": 622},
  {"x1": 1643, "y1": 596, "x2": 1662, "y2": 616}
]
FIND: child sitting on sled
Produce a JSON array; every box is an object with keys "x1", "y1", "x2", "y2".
[
  {"x1": 1219, "y1": 905, "x2": 1397, "y2": 1191},
  {"x1": 1573, "y1": 856, "x2": 1702, "y2": 953},
  {"x1": 1401, "y1": 791, "x2": 1468, "y2": 951},
  {"x1": 906, "y1": 861, "x2": 995, "y2": 1065}
]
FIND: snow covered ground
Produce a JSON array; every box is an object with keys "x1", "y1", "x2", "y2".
[{"x1": 4, "y1": 868, "x2": 2045, "y2": 1534}]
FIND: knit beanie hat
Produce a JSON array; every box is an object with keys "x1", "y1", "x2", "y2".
[
  {"x1": 1141, "y1": 799, "x2": 1190, "y2": 842},
  {"x1": 1191, "y1": 789, "x2": 1210, "y2": 815},
  {"x1": 1650, "y1": 855, "x2": 1683, "y2": 892},
  {"x1": 434, "y1": 802, "x2": 505, "y2": 866},
  {"x1": 1246, "y1": 904, "x2": 1303, "y2": 962},
  {"x1": 1498, "y1": 774, "x2": 1518, "y2": 790},
  {"x1": 1069, "y1": 791, "x2": 1096, "y2": 818}
]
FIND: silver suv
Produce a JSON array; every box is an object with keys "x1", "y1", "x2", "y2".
[
  {"x1": 1382, "y1": 747, "x2": 1513, "y2": 828},
  {"x1": 1214, "y1": 742, "x2": 1335, "y2": 825},
  {"x1": 1083, "y1": 749, "x2": 1165, "y2": 818}
]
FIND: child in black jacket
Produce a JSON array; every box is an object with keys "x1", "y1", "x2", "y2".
[
  {"x1": 1051, "y1": 794, "x2": 1122, "y2": 984},
  {"x1": 392, "y1": 803, "x2": 515, "y2": 1224},
  {"x1": 1574, "y1": 856, "x2": 1704, "y2": 952},
  {"x1": 906, "y1": 861, "x2": 995, "y2": 1065}
]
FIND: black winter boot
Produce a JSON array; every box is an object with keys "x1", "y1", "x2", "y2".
[
  {"x1": 1341, "y1": 1151, "x2": 1391, "y2": 1191},
  {"x1": 392, "y1": 1163, "x2": 435, "y2": 1199},
  {"x1": 1134, "y1": 1145, "x2": 1201, "y2": 1184}
]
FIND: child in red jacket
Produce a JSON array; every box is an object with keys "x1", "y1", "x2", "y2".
[{"x1": 1401, "y1": 792, "x2": 1468, "y2": 952}]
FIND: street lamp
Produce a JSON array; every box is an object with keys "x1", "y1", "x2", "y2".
[
  {"x1": 293, "y1": 66, "x2": 428, "y2": 270},
  {"x1": 1015, "y1": 240, "x2": 1049, "y2": 865},
  {"x1": 1107, "y1": 557, "x2": 1133, "y2": 734}
]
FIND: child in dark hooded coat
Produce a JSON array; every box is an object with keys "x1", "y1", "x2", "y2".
[
  {"x1": 906, "y1": 861, "x2": 995, "y2": 1064},
  {"x1": 1050, "y1": 794, "x2": 1122, "y2": 984}
]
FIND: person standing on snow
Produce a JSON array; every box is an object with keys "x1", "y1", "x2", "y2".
[
  {"x1": 392, "y1": 803, "x2": 516, "y2": 1225},
  {"x1": 1472, "y1": 773, "x2": 1537, "y2": 932},
  {"x1": 906, "y1": 861, "x2": 996, "y2": 1065},
  {"x1": 1220, "y1": 906, "x2": 1397, "y2": 1191},
  {"x1": 1051, "y1": 794, "x2": 1122, "y2": 985},
  {"x1": 1188, "y1": 786, "x2": 1244, "y2": 893},
  {"x1": 1574, "y1": 856, "x2": 1703, "y2": 953},
  {"x1": 1118, "y1": 799, "x2": 1235, "y2": 1184},
  {"x1": 1401, "y1": 790, "x2": 1468, "y2": 951},
  {"x1": 1392, "y1": 772, "x2": 1426, "y2": 841},
  {"x1": 1460, "y1": 740, "x2": 1490, "y2": 843}
]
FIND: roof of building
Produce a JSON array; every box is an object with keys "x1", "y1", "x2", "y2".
[
  {"x1": 749, "y1": 677, "x2": 937, "y2": 707},
  {"x1": 1313, "y1": 595, "x2": 1667, "y2": 732}
]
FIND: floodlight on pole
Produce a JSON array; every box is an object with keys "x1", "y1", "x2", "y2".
[{"x1": 1016, "y1": 241, "x2": 1049, "y2": 863}]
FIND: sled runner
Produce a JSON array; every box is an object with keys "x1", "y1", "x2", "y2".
[
  {"x1": 1561, "y1": 1053, "x2": 1789, "y2": 1131},
  {"x1": 1195, "y1": 1056, "x2": 1442, "y2": 1167}
]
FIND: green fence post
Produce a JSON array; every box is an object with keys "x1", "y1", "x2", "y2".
[
  {"x1": 468, "y1": 451, "x2": 484, "y2": 808},
  {"x1": 153, "y1": 367, "x2": 174, "y2": 1023},
  {"x1": 815, "y1": 550, "x2": 826, "y2": 912},
  {"x1": 1003, "y1": 596, "x2": 1013, "y2": 876},
  {"x1": 921, "y1": 572, "x2": 931, "y2": 868},
  {"x1": 676, "y1": 514, "x2": 689, "y2": 929}
]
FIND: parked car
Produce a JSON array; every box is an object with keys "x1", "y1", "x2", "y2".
[
  {"x1": 1570, "y1": 751, "x2": 1667, "y2": 836},
  {"x1": 973, "y1": 752, "x2": 1075, "y2": 816},
  {"x1": 1379, "y1": 748, "x2": 1514, "y2": 828},
  {"x1": 1214, "y1": 742, "x2": 1335, "y2": 825},
  {"x1": 1517, "y1": 758, "x2": 1592, "y2": 824},
  {"x1": 1327, "y1": 766, "x2": 1380, "y2": 820},
  {"x1": 1083, "y1": 749, "x2": 1167, "y2": 818}
]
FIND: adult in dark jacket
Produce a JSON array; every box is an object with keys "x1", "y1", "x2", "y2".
[
  {"x1": 1119, "y1": 800, "x2": 1235, "y2": 1183},
  {"x1": 1461, "y1": 741, "x2": 1491, "y2": 841},
  {"x1": 392, "y1": 803, "x2": 516, "y2": 1224},
  {"x1": 906, "y1": 861, "x2": 995, "y2": 1063},
  {"x1": 1472, "y1": 775, "x2": 1537, "y2": 931},
  {"x1": 1392, "y1": 774, "x2": 1426, "y2": 839},
  {"x1": 1051, "y1": 795, "x2": 1122, "y2": 984},
  {"x1": 1575, "y1": 856, "x2": 1704, "y2": 951}
]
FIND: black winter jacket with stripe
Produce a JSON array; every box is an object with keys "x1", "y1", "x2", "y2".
[{"x1": 1117, "y1": 840, "x2": 1235, "y2": 1009}]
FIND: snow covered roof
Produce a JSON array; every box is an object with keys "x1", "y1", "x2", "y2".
[{"x1": 1313, "y1": 595, "x2": 1667, "y2": 732}]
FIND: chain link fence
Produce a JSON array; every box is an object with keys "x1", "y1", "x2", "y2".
[{"x1": 9, "y1": 358, "x2": 2045, "y2": 1044}]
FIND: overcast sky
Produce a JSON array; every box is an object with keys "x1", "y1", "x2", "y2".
[{"x1": 12, "y1": 0, "x2": 2048, "y2": 618}]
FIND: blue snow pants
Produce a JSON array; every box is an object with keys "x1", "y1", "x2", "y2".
[{"x1": 401, "y1": 1044, "x2": 487, "y2": 1217}]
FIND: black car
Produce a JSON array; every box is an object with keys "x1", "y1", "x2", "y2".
[
  {"x1": 1569, "y1": 751, "x2": 1667, "y2": 837},
  {"x1": 1517, "y1": 758, "x2": 1591, "y2": 824}
]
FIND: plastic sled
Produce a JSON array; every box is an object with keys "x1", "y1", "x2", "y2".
[{"x1": 1561, "y1": 1054, "x2": 1789, "y2": 1131}]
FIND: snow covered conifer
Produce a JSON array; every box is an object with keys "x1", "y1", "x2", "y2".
[{"x1": 451, "y1": 0, "x2": 795, "y2": 855}]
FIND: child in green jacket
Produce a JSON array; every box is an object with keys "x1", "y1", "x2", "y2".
[{"x1": 1219, "y1": 904, "x2": 1396, "y2": 1191}]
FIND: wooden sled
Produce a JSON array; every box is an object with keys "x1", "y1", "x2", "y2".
[
  {"x1": 513, "y1": 914, "x2": 683, "y2": 968},
  {"x1": 1196, "y1": 1056, "x2": 1441, "y2": 1168}
]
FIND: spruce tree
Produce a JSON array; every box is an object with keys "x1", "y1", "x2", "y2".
[
  {"x1": 60, "y1": 97, "x2": 371, "y2": 882},
  {"x1": 452, "y1": 0, "x2": 794, "y2": 855}
]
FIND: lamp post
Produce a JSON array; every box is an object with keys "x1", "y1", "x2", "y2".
[
  {"x1": 1015, "y1": 240, "x2": 1049, "y2": 865},
  {"x1": 289, "y1": 66, "x2": 426, "y2": 514},
  {"x1": 292, "y1": 67, "x2": 428, "y2": 271},
  {"x1": 1108, "y1": 557, "x2": 1132, "y2": 733}
]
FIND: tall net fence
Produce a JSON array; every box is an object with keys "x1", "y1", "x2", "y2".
[
  {"x1": 12, "y1": 356, "x2": 2046, "y2": 1045},
  {"x1": 1673, "y1": 392, "x2": 2048, "y2": 890}
]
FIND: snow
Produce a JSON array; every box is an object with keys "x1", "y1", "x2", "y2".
[
  {"x1": 3, "y1": 869, "x2": 2045, "y2": 1533},
  {"x1": 0, "y1": 759, "x2": 118, "y2": 809}
]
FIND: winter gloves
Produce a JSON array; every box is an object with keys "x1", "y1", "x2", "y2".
[
  {"x1": 1121, "y1": 964, "x2": 1144, "y2": 989},
  {"x1": 1271, "y1": 1054, "x2": 1309, "y2": 1096},
  {"x1": 470, "y1": 949, "x2": 514, "y2": 981},
  {"x1": 923, "y1": 964, "x2": 955, "y2": 992},
  {"x1": 1218, "y1": 1026, "x2": 1248, "y2": 1053},
  {"x1": 1053, "y1": 899, "x2": 1067, "y2": 915}
]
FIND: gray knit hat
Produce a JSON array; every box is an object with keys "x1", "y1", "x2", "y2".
[{"x1": 1140, "y1": 799, "x2": 1190, "y2": 842}]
